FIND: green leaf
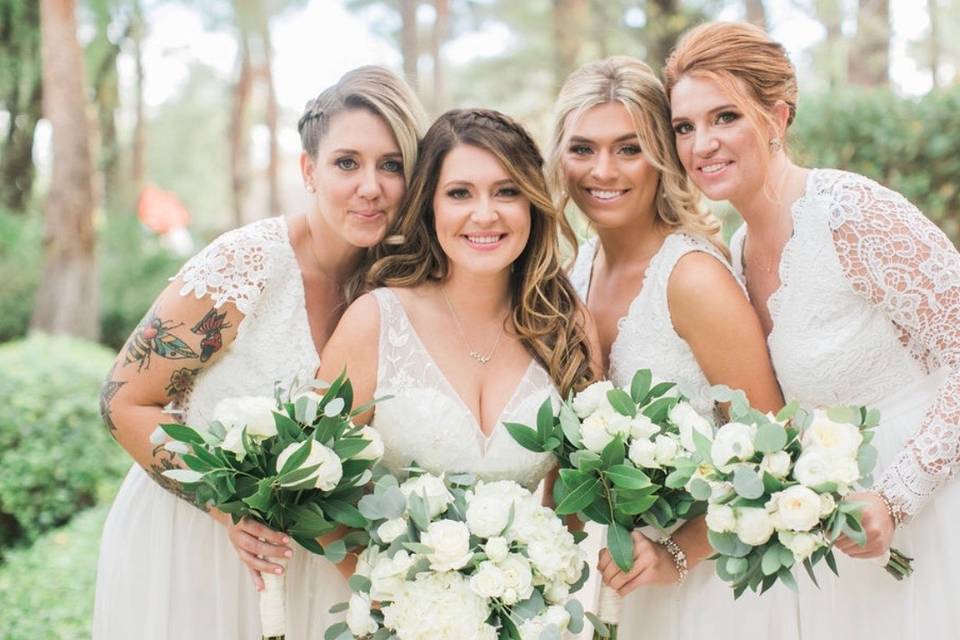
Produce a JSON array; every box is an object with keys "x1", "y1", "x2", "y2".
[
  {"x1": 333, "y1": 436, "x2": 371, "y2": 460},
  {"x1": 558, "y1": 403, "x2": 582, "y2": 448},
  {"x1": 642, "y1": 397, "x2": 677, "y2": 423},
  {"x1": 324, "y1": 622, "x2": 348, "y2": 640},
  {"x1": 761, "y1": 471, "x2": 784, "y2": 494},
  {"x1": 630, "y1": 369, "x2": 652, "y2": 404},
  {"x1": 323, "y1": 500, "x2": 368, "y2": 529},
  {"x1": 864, "y1": 408, "x2": 881, "y2": 428},
  {"x1": 348, "y1": 574, "x2": 371, "y2": 594},
  {"x1": 725, "y1": 556, "x2": 748, "y2": 575},
  {"x1": 826, "y1": 405, "x2": 858, "y2": 424},
  {"x1": 242, "y1": 478, "x2": 275, "y2": 512},
  {"x1": 617, "y1": 492, "x2": 659, "y2": 516},
  {"x1": 755, "y1": 422, "x2": 788, "y2": 453},
  {"x1": 605, "y1": 464, "x2": 651, "y2": 490},
  {"x1": 732, "y1": 466, "x2": 765, "y2": 499},
  {"x1": 293, "y1": 535, "x2": 325, "y2": 555},
  {"x1": 606, "y1": 388, "x2": 636, "y2": 418},
  {"x1": 273, "y1": 411, "x2": 304, "y2": 442},
  {"x1": 775, "y1": 401, "x2": 799, "y2": 422},
  {"x1": 600, "y1": 436, "x2": 625, "y2": 468},
  {"x1": 569, "y1": 450, "x2": 602, "y2": 472},
  {"x1": 536, "y1": 397, "x2": 555, "y2": 441},
  {"x1": 555, "y1": 477, "x2": 602, "y2": 516},
  {"x1": 558, "y1": 468, "x2": 592, "y2": 488},
  {"x1": 511, "y1": 589, "x2": 545, "y2": 621},
  {"x1": 504, "y1": 422, "x2": 545, "y2": 452},
  {"x1": 708, "y1": 530, "x2": 753, "y2": 558},
  {"x1": 180, "y1": 453, "x2": 212, "y2": 473},
  {"x1": 160, "y1": 423, "x2": 204, "y2": 444},
  {"x1": 279, "y1": 439, "x2": 312, "y2": 475},
  {"x1": 584, "y1": 612, "x2": 609, "y2": 638},
  {"x1": 777, "y1": 566, "x2": 799, "y2": 592},
  {"x1": 328, "y1": 601, "x2": 349, "y2": 614},
  {"x1": 322, "y1": 539, "x2": 347, "y2": 564},
  {"x1": 407, "y1": 492, "x2": 431, "y2": 530},
  {"x1": 402, "y1": 541, "x2": 434, "y2": 554},
  {"x1": 802, "y1": 557, "x2": 820, "y2": 587},
  {"x1": 607, "y1": 521, "x2": 635, "y2": 572},
  {"x1": 857, "y1": 443, "x2": 879, "y2": 476},
  {"x1": 564, "y1": 599, "x2": 585, "y2": 633},
  {"x1": 688, "y1": 477, "x2": 712, "y2": 501},
  {"x1": 647, "y1": 381, "x2": 676, "y2": 401},
  {"x1": 665, "y1": 467, "x2": 695, "y2": 489},
  {"x1": 761, "y1": 544, "x2": 783, "y2": 575}
]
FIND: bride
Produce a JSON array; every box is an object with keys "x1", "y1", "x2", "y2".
[
  {"x1": 317, "y1": 108, "x2": 598, "y2": 551},
  {"x1": 667, "y1": 21, "x2": 960, "y2": 638}
]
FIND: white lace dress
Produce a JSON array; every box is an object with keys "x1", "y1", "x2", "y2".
[
  {"x1": 570, "y1": 232, "x2": 800, "y2": 639},
  {"x1": 730, "y1": 169, "x2": 960, "y2": 639},
  {"x1": 93, "y1": 217, "x2": 349, "y2": 640}
]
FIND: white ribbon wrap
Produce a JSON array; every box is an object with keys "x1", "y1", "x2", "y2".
[
  {"x1": 597, "y1": 584, "x2": 623, "y2": 625},
  {"x1": 259, "y1": 556, "x2": 288, "y2": 638}
]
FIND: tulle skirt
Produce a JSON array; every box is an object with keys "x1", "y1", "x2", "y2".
[{"x1": 92, "y1": 464, "x2": 349, "y2": 639}]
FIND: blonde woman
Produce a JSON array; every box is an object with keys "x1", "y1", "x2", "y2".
[
  {"x1": 93, "y1": 67, "x2": 425, "y2": 639},
  {"x1": 667, "y1": 21, "x2": 960, "y2": 639},
  {"x1": 550, "y1": 57, "x2": 792, "y2": 638}
]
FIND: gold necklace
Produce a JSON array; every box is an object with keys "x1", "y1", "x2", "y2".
[{"x1": 440, "y1": 286, "x2": 507, "y2": 365}]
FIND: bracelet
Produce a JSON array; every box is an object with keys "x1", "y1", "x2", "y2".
[
  {"x1": 659, "y1": 535, "x2": 688, "y2": 585},
  {"x1": 874, "y1": 490, "x2": 904, "y2": 529}
]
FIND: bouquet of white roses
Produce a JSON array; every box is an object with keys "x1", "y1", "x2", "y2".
[
  {"x1": 674, "y1": 388, "x2": 912, "y2": 598},
  {"x1": 154, "y1": 371, "x2": 385, "y2": 639},
  {"x1": 326, "y1": 471, "x2": 591, "y2": 640},
  {"x1": 505, "y1": 370, "x2": 705, "y2": 639}
]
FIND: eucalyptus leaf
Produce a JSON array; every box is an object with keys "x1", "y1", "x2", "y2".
[
  {"x1": 732, "y1": 465, "x2": 765, "y2": 499},
  {"x1": 755, "y1": 422, "x2": 788, "y2": 453},
  {"x1": 558, "y1": 403, "x2": 583, "y2": 447},
  {"x1": 348, "y1": 574, "x2": 371, "y2": 594},
  {"x1": 323, "y1": 539, "x2": 347, "y2": 564}
]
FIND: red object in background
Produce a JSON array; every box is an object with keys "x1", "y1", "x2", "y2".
[{"x1": 137, "y1": 185, "x2": 190, "y2": 234}]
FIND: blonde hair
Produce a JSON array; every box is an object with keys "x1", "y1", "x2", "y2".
[
  {"x1": 368, "y1": 109, "x2": 596, "y2": 397},
  {"x1": 297, "y1": 66, "x2": 427, "y2": 302},
  {"x1": 547, "y1": 56, "x2": 726, "y2": 257},
  {"x1": 664, "y1": 22, "x2": 798, "y2": 160}
]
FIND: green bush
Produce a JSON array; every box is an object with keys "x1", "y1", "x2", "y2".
[
  {"x1": 0, "y1": 502, "x2": 111, "y2": 638},
  {"x1": 0, "y1": 210, "x2": 41, "y2": 343},
  {"x1": 0, "y1": 335, "x2": 129, "y2": 551}
]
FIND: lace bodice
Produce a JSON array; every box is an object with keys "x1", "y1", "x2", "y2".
[
  {"x1": 369, "y1": 288, "x2": 557, "y2": 491},
  {"x1": 570, "y1": 233, "x2": 737, "y2": 415},
  {"x1": 730, "y1": 169, "x2": 960, "y2": 520},
  {"x1": 174, "y1": 217, "x2": 319, "y2": 426}
]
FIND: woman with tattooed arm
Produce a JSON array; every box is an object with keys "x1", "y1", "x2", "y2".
[{"x1": 92, "y1": 67, "x2": 425, "y2": 640}]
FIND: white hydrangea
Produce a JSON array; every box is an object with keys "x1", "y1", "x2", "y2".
[{"x1": 381, "y1": 572, "x2": 491, "y2": 639}]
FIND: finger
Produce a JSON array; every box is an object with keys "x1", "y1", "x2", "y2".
[
  {"x1": 238, "y1": 548, "x2": 285, "y2": 575},
  {"x1": 617, "y1": 568, "x2": 650, "y2": 597},
  {"x1": 601, "y1": 561, "x2": 622, "y2": 586},
  {"x1": 241, "y1": 518, "x2": 290, "y2": 545},
  {"x1": 247, "y1": 566, "x2": 265, "y2": 592},
  {"x1": 608, "y1": 569, "x2": 632, "y2": 591},
  {"x1": 238, "y1": 532, "x2": 293, "y2": 560},
  {"x1": 597, "y1": 550, "x2": 612, "y2": 572}
]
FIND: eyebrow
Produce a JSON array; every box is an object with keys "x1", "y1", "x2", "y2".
[
  {"x1": 670, "y1": 104, "x2": 738, "y2": 124},
  {"x1": 329, "y1": 148, "x2": 402, "y2": 157},
  {"x1": 568, "y1": 133, "x2": 639, "y2": 144},
  {"x1": 441, "y1": 178, "x2": 516, "y2": 189}
]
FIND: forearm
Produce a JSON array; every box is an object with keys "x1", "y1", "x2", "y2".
[{"x1": 670, "y1": 515, "x2": 712, "y2": 571}]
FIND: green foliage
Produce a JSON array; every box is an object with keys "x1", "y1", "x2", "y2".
[
  {"x1": 0, "y1": 210, "x2": 41, "y2": 343},
  {"x1": 0, "y1": 335, "x2": 128, "y2": 551},
  {"x1": 791, "y1": 86, "x2": 960, "y2": 243},
  {"x1": 0, "y1": 502, "x2": 111, "y2": 639}
]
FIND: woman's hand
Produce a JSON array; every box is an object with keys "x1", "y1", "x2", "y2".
[
  {"x1": 835, "y1": 491, "x2": 895, "y2": 559},
  {"x1": 217, "y1": 514, "x2": 292, "y2": 591},
  {"x1": 598, "y1": 531, "x2": 681, "y2": 596}
]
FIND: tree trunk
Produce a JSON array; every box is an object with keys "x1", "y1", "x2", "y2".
[
  {"x1": 928, "y1": 0, "x2": 940, "y2": 89},
  {"x1": 814, "y1": 0, "x2": 847, "y2": 89},
  {"x1": 744, "y1": 0, "x2": 768, "y2": 29},
  {"x1": 848, "y1": 0, "x2": 890, "y2": 86},
  {"x1": 131, "y1": 0, "x2": 146, "y2": 197},
  {"x1": 257, "y1": 4, "x2": 281, "y2": 217},
  {"x1": 230, "y1": 30, "x2": 252, "y2": 227},
  {"x1": 591, "y1": 0, "x2": 610, "y2": 59},
  {"x1": 430, "y1": 0, "x2": 448, "y2": 115},
  {"x1": 92, "y1": 33, "x2": 121, "y2": 211},
  {"x1": 553, "y1": 0, "x2": 588, "y2": 93},
  {"x1": 644, "y1": 0, "x2": 684, "y2": 73},
  {"x1": 400, "y1": 0, "x2": 419, "y2": 91},
  {"x1": 31, "y1": 0, "x2": 99, "y2": 340}
]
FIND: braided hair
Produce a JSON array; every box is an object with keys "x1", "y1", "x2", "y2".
[{"x1": 368, "y1": 108, "x2": 596, "y2": 396}]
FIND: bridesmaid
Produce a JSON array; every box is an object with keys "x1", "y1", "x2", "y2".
[
  {"x1": 549, "y1": 56, "x2": 793, "y2": 638},
  {"x1": 93, "y1": 67, "x2": 425, "y2": 639},
  {"x1": 666, "y1": 21, "x2": 960, "y2": 639}
]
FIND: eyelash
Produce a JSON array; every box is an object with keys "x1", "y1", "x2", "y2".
[
  {"x1": 445, "y1": 187, "x2": 521, "y2": 199},
  {"x1": 335, "y1": 158, "x2": 403, "y2": 173},
  {"x1": 673, "y1": 111, "x2": 741, "y2": 135},
  {"x1": 567, "y1": 144, "x2": 641, "y2": 156},
  {"x1": 335, "y1": 157, "x2": 357, "y2": 170}
]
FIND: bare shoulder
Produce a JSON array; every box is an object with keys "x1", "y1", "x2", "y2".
[
  {"x1": 668, "y1": 250, "x2": 745, "y2": 312},
  {"x1": 334, "y1": 292, "x2": 382, "y2": 341}
]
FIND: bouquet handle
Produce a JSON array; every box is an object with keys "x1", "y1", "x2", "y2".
[
  {"x1": 594, "y1": 584, "x2": 622, "y2": 639},
  {"x1": 260, "y1": 556, "x2": 288, "y2": 640}
]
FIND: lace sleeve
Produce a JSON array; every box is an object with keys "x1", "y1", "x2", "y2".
[
  {"x1": 173, "y1": 218, "x2": 287, "y2": 316},
  {"x1": 826, "y1": 172, "x2": 960, "y2": 520}
]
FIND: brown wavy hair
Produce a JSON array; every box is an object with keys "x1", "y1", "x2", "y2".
[
  {"x1": 368, "y1": 109, "x2": 596, "y2": 396},
  {"x1": 547, "y1": 55, "x2": 727, "y2": 257}
]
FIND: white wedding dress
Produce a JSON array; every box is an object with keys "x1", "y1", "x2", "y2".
[
  {"x1": 93, "y1": 217, "x2": 349, "y2": 640},
  {"x1": 730, "y1": 169, "x2": 960, "y2": 639},
  {"x1": 570, "y1": 232, "x2": 801, "y2": 639}
]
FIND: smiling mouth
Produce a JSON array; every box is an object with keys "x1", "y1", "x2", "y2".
[
  {"x1": 699, "y1": 161, "x2": 733, "y2": 175},
  {"x1": 462, "y1": 233, "x2": 506, "y2": 247},
  {"x1": 351, "y1": 209, "x2": 385, "y2": 220},
  {"x1": 587, "y1": 189, "x2": 628, "y2": 201}
]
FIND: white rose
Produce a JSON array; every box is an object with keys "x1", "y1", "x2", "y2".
[
  {"x1": 484, "y1": 536, "x2": 510, "y2": 563},
  {"x1": 497, "y1": 554, "x2": 534, "y2": 605},
  {"x1": 711, "y1": 422, "x2": 757, "y2": 472},
  {"x1": 628, "y1": 437, "x2": 658, "y2": 468},
  {"x1": 670, "y1": 401, "x2": 713, "y2": 452},
  {"x1": 794, "y1": 450, "x2": 838, "y2": 487},
  {"x1": 377, "y1": 517, "x2": 408, "y2": 544},
  {"x1": 778, "y1": 530, "x2": 821, "y2": 562},
  {"x1": 760, "y1": 451, "x2": 792, "y2": 478},
  {"x1": 400, "y1": 474, "x2": 454, "y2": 518},
  {"x1": 345, "y1": 593, "x2": 378, "y2": 636},
  {"x1": 705, "y1": 503, "x2": 737, "y2": 533},
  {"x1": 518, "y1": 618, "x2": 548, "y2": 640},
  {"x1": 220, "y1": 425, "x2": 247, "y2": 461},
  {"x1": 735, "y1": 507, "x2": 774, "y2": 546},
  {"x1": 819, "y1": 492, "x2": 837, "y2": 517},
  {"x1": 469, "y1": 561, "x2": 507, "y2": 598},
  {"x1": 710, "y1": 480, "x2": 736, "y2": 501},
  {"x1": 214, "y1": 396, "x2": 278, "y2": 439},
  {"x1": 421, "y1": 520, "x2": 473, "y2": 571},
  {"x1": 543, "y1": 604, "x2": 571, "y2": 630},
  {"x1": 370, "y1": 550, "x2": 414, "y2": 601},
  {"x1": 768, "y1": 485, "x2": 822, "y2": 532},
  {"x1": 580, "y1": 410, "x2": 617, "y2": 453},
  {"x1": 276, "y1": 440, "x2": 343, "y2": 491},
  {"x1": 630, "y1": 413, "x2": 660, "y2": 440},
  {"x1": 803, "y1": 410, "x2": 863, "y2": 459},
  {"x1": 466, "y1": 494, "x2": 513, "y2": 538},
  {"x1": 829, "y1": 457, "x2": 861, "y2": 486},
  {"x1": 353, "y1": 425, "x2": 385, "y2": 461},
  {"x1": 654, "y1": 434, "x2": 679, "y2": 466},
  {"x1": 571, "y1": 380, "x2": 615, "y2": 418},
  {"x1": 543, "y1": 579, "x2": 570, "y2": 604}
]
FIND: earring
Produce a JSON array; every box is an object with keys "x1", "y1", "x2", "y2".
[
  {"x1": 769, "y1": 137, "x2": 782, "y2": 151},
  {"x1": 305, "y1": 183, "x2": 316, "y2": 193}
]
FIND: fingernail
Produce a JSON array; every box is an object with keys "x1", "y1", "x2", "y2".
[
  {"x1": 284, "y1": 550, "x2": 292, "y2": 558},
  {"x1": 282, "y1": 536, "x2": 290, "y2": 543},
  {"x1": 275, "y1": 567, "x2": 283, "y2": 574}
]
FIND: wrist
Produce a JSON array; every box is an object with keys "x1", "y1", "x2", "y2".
[
  {"x1": 872, "y1": 489, "x2": 904, "y2": 530},
  {"x1": 658, "y1": 535, "x2": 688, "y2": 585}
]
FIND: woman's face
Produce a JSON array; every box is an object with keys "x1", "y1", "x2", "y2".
[
  {"x1": 560, "y1": 101, "x2": 659, "y2": 231},
  {"x1": 432, "y1": 143, "x2": 531, "y2": 280},
  {"x1": 303, "y1": 108, "x2": 406, "y2": 248},
  {"x1": 669, "y1": 75, "x2": 768, "y2": 206}
]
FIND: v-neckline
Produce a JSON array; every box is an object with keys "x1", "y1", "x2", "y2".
[{"x1": 384, "y1": 288, "x2": 537, "y2": 442}]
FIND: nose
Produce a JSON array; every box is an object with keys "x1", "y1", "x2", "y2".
[
  {"x1": 590, "y1": 149, "x2": 617, "y2": 182},
  {"x1": 470, "y1": 194, "x2": 497, "y2": 223},
  {"x1": 693, "y1": 129, "x2": 719, "y2": 157},
  {"x1": 357, "y1": 164, "x2": 382, "y2": 200}
]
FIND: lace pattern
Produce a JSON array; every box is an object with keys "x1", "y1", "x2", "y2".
[{"x1": 370, "y1": 288, "x2": 557, "y2": 491}]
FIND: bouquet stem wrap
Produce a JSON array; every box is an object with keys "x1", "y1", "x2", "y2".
[
  {"x1": 260, "y1": 556, "x2": 288, "y2": 639},
  {"x1": 594, "y1": 584, "x2": 622, "y2": 639}
]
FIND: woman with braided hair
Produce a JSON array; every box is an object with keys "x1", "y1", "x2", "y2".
[
  {"x1": 317, "y1": 107, "x2": 600, "y2": 554},
  {"x1": 93, "y1": 66, "x2": 425, "y2": 639}
]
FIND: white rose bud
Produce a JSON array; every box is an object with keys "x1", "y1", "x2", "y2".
[
  {"x1": 630, "y1": 413, "x2": 660, "y2": 440},
  {"x1": 377, "y1": 517, "x2": 408, "y2": 544},
  {"x1": 497, "y1": 554, "x2": 534, "y2": 605},
  {"x1": 654, "y1": 434, "x2": 679, "y2": 466},
  {"x1": 711, "y1": 422, "x2": 757, "y2": 472},
  {"x1": 466, "y1": 494, "x2": 513, "y2": 538},
  {"x1": 219, "y1": 425, "x2": 247, "y2": 461},
  {"x1": 670, "y1": 401, "x2": 713, "y2": 452},
  {"x1": 214, "y1": 396, "x2": 278, "y2": 439},
  {"x1": 628, "y1": 437, "x2": 658, "y2": 468},
  {"x1": 400, "y1": 474, "x2": 454, "y2": 519},
  {"x1": 793, "y1": 450, "x2": 832, "y2": 487},
  {"x1": 769, "y1": 485, "x2": 822, "y2": 532},
  {"x1": 469, "y1": 561, "x2": 507, "y2": 599},
  {"x1": 543, "y1": 605, "x2": 571, "y2": 630},
  {"x1": 779, "y1": 530, "x2": 821, "y2": 562},
  {"x1": 276, "y1": 440, "x2": 343, "y2": 491},
  {"x1": 819, "y1": 493, "x2": 837, "y2": 517},
  {"x1": 421, "y1": 520, "x2": 474, "y2": 571},
  {"x1": 345, "y1": 593, "x2": 378, "y2": 636},
  {"x1": 484, "y1": 537, "x2": 510, "y2": 563},
  {"x1": 571, "y1": 380, "x2": 615, "y2": 418},
  {"x1": 760, "y1": 451, "x2": 792, "y2": 478},
  {"x1": 353, "y1": 425, "x2": 385, "y2": 461},
  {"x1": 370, "y1": 550, "x2": 414, "y2": 601},
  {"x1": 580, "y1": 409, "x2": 617, "y2": 453},
  {"x1": 735, "y1": 507, "x2": 774, "y2": 546},
  {"x1": 543, "y1": 579, "x2": 570, "y2": 604},
  {"x1": 705, "y1": 503, "x2": 737, "y2": 533},
  {"x1": 803, "y1": 410, "x2": 863, "y2": 459}
]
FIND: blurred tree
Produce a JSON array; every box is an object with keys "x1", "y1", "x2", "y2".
[
  {"x1": 431, "y1": 0, "x2": 449, "y2": 113},
  {"x1": 553, "y1": 0, "x2": 589, "y2": 93},
  {"x1": 31, "y1": 0, "x2": 99, "y2": 339},
  {"x1": 848, "y1": 0, "x2": 890, "y2": 86},
  {"x1": 130, "y1": 0, "x2": 145, "y2": 195},
  {"x1": 0, "y1": 0, "x2": 42, "y2": 213},
  {"x1": 810, "y1": 0, "x2": 848, "y2": 90},
  {"x1": 744, "y1": 0, "x2": 768, "y2": 28}
]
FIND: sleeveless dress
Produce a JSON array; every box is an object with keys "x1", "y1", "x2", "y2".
[
  {"x1": 93, "y1": 217, "x2": 349, "y2": 640},
  {"x1": 569, "y1": 232, "x2": 801, "y2": 639},
  {"x1": 730, "y1": 169, "x2": 960, "y2": 639},
  {"x1": 368, "y1": 287, "x2": 557, "y2": 491}
]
